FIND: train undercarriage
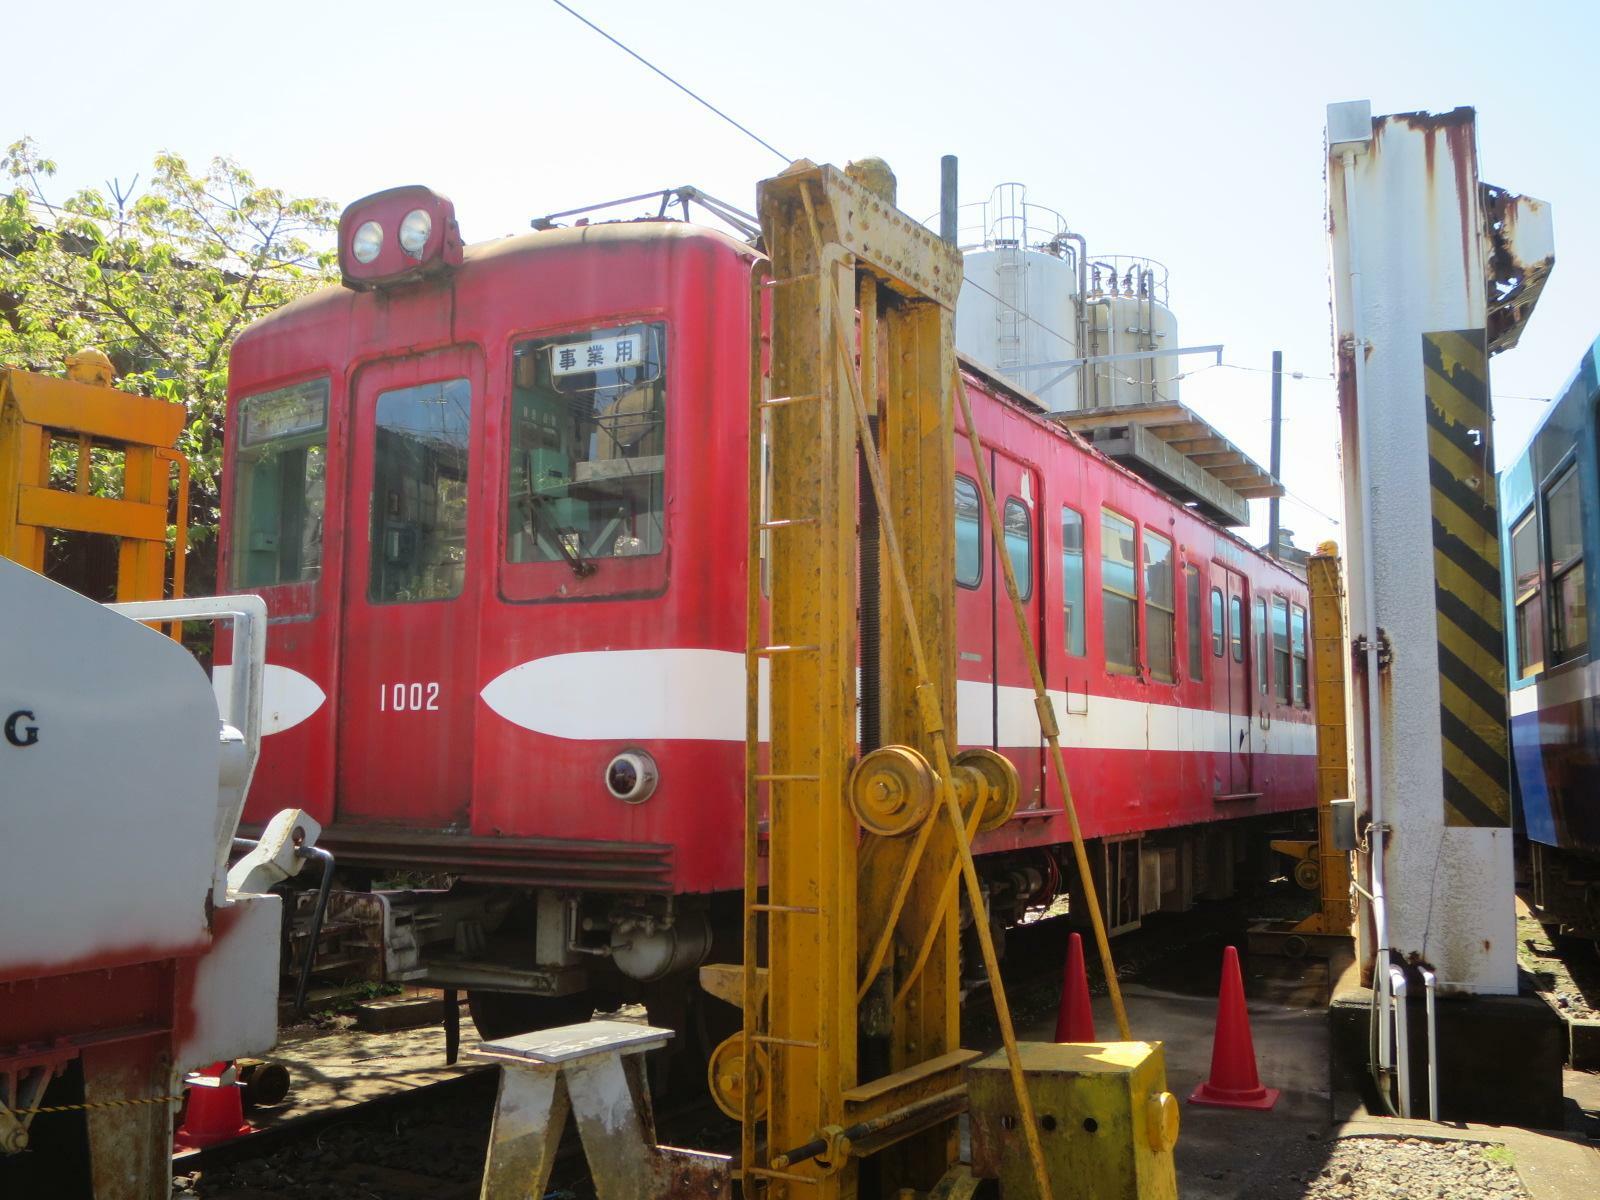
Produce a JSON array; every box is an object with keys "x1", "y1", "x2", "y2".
[{"x1": 274, "y1": 814, "x2": 1295, "y2": 1042}]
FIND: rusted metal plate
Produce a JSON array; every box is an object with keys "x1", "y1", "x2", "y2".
[
  {"x1": 759, "y1": 161, "x2": 963, "y2": 308},
  {"x1": 1482, "y1": 185, "x2": 1554, "y2": 354}
]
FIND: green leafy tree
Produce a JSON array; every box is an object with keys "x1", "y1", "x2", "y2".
[{"x1": 0, "y1": 138, "x2": 338, "y2": 592}]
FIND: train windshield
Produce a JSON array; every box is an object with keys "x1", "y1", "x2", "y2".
[
  {"x1": 232, "y1": 377, "x2": 329, "y2": 588},
  {"x1": 507, "y1": 322, "x2": 666, "y2": 569}
]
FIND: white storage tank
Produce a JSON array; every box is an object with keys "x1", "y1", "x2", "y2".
[
  {"x1": 1081, "y1": 257, "x2": 1180, "y2": 410},
  {"x1": 951, "y1": 185, "x2": 1084, "y2": 411},
  {"x1": 946, "y1": 184, "x2": 1182, "y2": 413}
]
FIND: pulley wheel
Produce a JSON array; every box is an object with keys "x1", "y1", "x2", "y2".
[
  {"x1": 707, "y1": 1034, "x2": 769, "y2": 1120},
  {"x1": 849, "y1": 746, "x2": 936, "y2": 837},
  {"x1": 954, "y1": 747, "x2": 1020, "y2": 832},
  {"x1": 1293, "y1": 859, "x2": 1321, "y2": 891}
]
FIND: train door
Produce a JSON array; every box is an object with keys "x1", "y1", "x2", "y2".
[
  {"x1": 336, "y1": 347, "x2": 482, "y2": 826},
  {"x1": 990, "y1": 451, "x2": 1045, "y2": 808},
  {"x1": 1221, "y1": 567, "x2": 1254, "y2": 796},
  {"x1": 953, "y1": 452, "x2": 993, "y2": 749}
]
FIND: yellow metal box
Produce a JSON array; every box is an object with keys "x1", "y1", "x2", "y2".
[{"x1": 967, "y1": 1040, "x2": 1178, "y2": 1200}]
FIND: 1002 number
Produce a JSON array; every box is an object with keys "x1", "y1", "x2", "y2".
[{"x1": 379, "y1": 682, "x2": 440, "y2": 712}]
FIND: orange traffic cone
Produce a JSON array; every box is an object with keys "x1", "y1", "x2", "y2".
[
  {"x1": 174, "y1": 1062, "x2": 253, "y2": 1150},
  {"x1": 1054, "y1": 931, "x2": 1097, "y2": 1042},
  {"x1": 1188, "y1": 946, "x2": 1278, "y2": 1110}
]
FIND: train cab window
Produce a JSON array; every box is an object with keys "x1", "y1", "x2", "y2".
[
  {"x1": 1143, "y1": 530, "x2": 1174, "y2": 682},
  {"x1": 1185, "y1": 565, "x2": 1203, "y2": 680},
  {"x1": 1272, "y1": 596, "x2": 1292, "y2": 703},
  {"x1": 1291, "y1": 604, "x2": 1309, "y2": 707},
  {"x1": 232, "y1": 377, "x2": 329, "y2": 588},
  {"x1": 507, "y1": 323, "x2": 666, "y2": 568},
  {"x1": 370, "y1": 378, "x2": 472, "y2": 603},
  {"x1": 1512, "y1": 508, "x2": 1544, "y2": 677},
  {"x1": 1253, "y1": 597, "x2": 1268, "y2": 693},
  {"x1": 1062, "y1": 507, "x2": 1085, "y2": 656},
  {"x1": 1545, "y1": 466, "x2": 1587, "y2": 664},
  {"x1": 1211, "y1": 587, "x2": 1225, "y2": 657},
  {"x1": 1004, "y1": 498, "x2": 1033, "y2": 601},
  {"x1": 1229, "y1": 596, "x2": 1243, "y2": 663},
  {"x1": 1101, "y1": 510, "x2": 1138, "y2": 674},
  {"x1": 955, "y1": 475, "x2": 982, "y2": 588}
]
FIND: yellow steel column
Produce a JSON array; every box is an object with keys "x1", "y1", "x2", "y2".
[
  {"x1": 861, "y1": 277, "x2": 961, "y2": 1188},
  {"x1": 1308, "y1": 544, "x2": 1353, "y2": 934},
  {"x1": 756, "y1": 174, "x2": 861, "y2": 1200}
]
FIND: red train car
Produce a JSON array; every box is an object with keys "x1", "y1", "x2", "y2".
[{"x1": 221, "y1": 186, "x2": 1314, "y2": 1030}]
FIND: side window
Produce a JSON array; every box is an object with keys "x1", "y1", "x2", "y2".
[
  {"x1": 1143, "y1": 530, "x2": 1175, "y2": 682},
  {"x1": 1229, "y1": 595, "x2": 1243, "y2": 663},
  {"x1": 1003, "y1": 498, "x2": 1033, "y2": 601},
  {"x1": 1291, "y1": 603, "x2": 1309, "y2": 707},
  {"x1": 1102, "y1": 509, "x2": 1138, "y2": 674},
  {"x1": 955, "y1": 475, "x2": 982, "y2": 588},
  {"x1": 1062, "y1": 507, "x2": 1086, "y2": 657},
  {"x1": 1511, "y1": 508, "x2": 1543, "y2": 678},
  {"x1": 370, "y1": 378, "x2": 472, "y2": 603},
  {"x1": 1185, "y1": 565, "x2": 1204, "y2": 681},
  {"x1": 1210, "y1": 587, "x2": 1225, "y2": 657},
  {"x1": 1272, "y1": 596, "x2": 1292, "y2": 702},
  {"x1": 1545, "y1": 465, "x2": 1587, "y2": 665},
  {"x1": 232, "y1": 378, "x2": 330, "y2": 588},
  {"x1": 1253, "y1": 597, "x2": 1268, "y2": 694}
]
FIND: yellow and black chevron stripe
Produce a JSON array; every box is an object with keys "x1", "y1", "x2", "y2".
[{"x1": 1423, "y1": 329, "x2": 1510, "y2": 828}]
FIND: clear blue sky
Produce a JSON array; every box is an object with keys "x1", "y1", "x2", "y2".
[{"x1": 11, "y1": 0, "x2": 1599, "y2": 551}]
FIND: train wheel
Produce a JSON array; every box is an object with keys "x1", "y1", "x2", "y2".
[
  {"x1": 1293, "y1": 859, "x2": 1321, "y2": 891},
  {"x1": 465, "y1": 990, "x2": 600, "y2": 1041}
]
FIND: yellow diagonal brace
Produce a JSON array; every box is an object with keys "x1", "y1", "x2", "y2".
[{"x1": 951, "y1": 364, "x2": 1132, "y2": 1044}]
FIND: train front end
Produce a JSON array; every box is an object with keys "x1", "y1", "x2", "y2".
[{"x1": 220, "y1": 188, "x2": 757, "y2": 1018}]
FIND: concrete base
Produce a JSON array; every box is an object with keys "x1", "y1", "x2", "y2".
[
  {"x1": 1329, "y1": 963, "x2": 1566, "y2": 1129},
  {"x1": 1570, "y1": 1018, "x2": 1600, "y2": 1070}
]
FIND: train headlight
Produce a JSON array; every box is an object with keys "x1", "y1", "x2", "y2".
[
  {"x1": 398, "y1": 208, "x2": 433, "y2": 258},
  {"x1": 606, "y1": 750, "x2": 658, "y2": 804},
  {"x1": 337, "y1": 186, "x2": 463, "y2": 291},
  {"x1": 351, "y1": 220, "x2": 384, "y2": 265}
]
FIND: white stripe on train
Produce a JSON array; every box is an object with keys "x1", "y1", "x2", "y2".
[
  {"x1": 1508, "y1": 660, "x2": 1600, "y2": 719},
  {"x1": 479, "y1": 648, "x2": 1316, "y2": 756}
]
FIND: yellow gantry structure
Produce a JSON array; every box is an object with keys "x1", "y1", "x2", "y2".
[
  {"x1": 702, "y1": 157, "x2": 1177, "y2": 1200},
  {"x1": 0, "y1": 352, "x2": 188, "y2": 604},
  {"x1": 716, "y1": 159, "x2": 1044, "y2": 1200}
]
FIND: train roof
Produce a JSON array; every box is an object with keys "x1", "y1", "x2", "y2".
[{"x1": 1499, "y1": 331, "x2": 1600, "y2": 480}]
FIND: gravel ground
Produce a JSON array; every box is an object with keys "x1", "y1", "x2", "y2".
[
  {"x1": 1516, "y1": 902, "x2": 1599, "y2": 1020},
  {"x1": 1292, "y1": 1137, "x2": 1528, "y2": 1200}
]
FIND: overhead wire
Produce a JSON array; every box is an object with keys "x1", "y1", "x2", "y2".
[
  {"x1": 541, "y1": 4, "x2": 1362, "y2": 543},
  {"x1": 549, "y1": 1, "x2": 791, "y2": 165}
]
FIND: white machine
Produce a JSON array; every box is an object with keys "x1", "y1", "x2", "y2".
[{"x1": 0, "y1": 558, "x2": 314, "y2": 1197}]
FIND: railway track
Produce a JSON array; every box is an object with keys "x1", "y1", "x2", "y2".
[{"x1": 175, "y1": 885, "x2": 1311, "y2": 1199}]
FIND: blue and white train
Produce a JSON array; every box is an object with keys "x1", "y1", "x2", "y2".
[{"x1": 1501, "y1": 333, "x2": 1600, "y2": 936}]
